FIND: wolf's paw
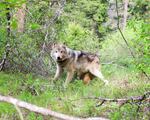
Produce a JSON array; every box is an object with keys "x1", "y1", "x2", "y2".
[{"x1": 104, "y1": 80, "x2": 109, "y2": 85}]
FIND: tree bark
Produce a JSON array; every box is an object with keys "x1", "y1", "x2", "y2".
[
  {"x1": 0, "y1": 94, "x2": 108, "y2": 120},
  {"x1": 16, "y1": 4, "x2": 26, "y2": 33},
  {"x1": 123, "y1": 0, "x2": 129, "y2": 30},
  {"x1": 0, "y1": 7, "x2": 11, "y2": 71},
  {"x1": 6, "y1": 7, "x2": 11, "y2": 37}
]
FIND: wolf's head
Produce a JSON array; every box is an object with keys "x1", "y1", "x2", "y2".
[{"x1": 51, "y1": 43, "x2": 69, "y2": 62}]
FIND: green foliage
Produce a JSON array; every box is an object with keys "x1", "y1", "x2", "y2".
[
  {"x1": 129, "y1": 0, "x2": 150, "y2": 20},
  {"x1": 0, "y1": 0, "x2": 149, "y2": 119},
  {"x1": 57, "y1": 0, "x2": 108, "y2": 50},
  {"x1": 128, "y1": 19, "x2": 150, "y2": 74},
  {"x1": 0, "y1": 0, "x2": 109, "y2": 73},
  {"x1": 0, "y1": 0, "x2": 26, "y2": 59},
  {"x1": 100, "y1": 28, "x2": 136, "y2": 68},
  {"x1": 58, "y1": 22, "x2": 100, "y2": 51},
  {"x1": 0, "y1": 27, "x2": 6, "y2": 58}
]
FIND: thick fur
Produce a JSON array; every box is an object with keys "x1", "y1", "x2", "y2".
[{"x1": 51, "y1": 43, "x2": 108, "y2": 87}]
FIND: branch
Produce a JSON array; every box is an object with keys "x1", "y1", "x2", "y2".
[
  {"x1": 0, "y1": 6, "x2": 11, "y2": 71},
  {"x1": 115, "y1": 0, "x2": 135, "y2": 58},
  {"x1": 101, "y1": 61, "x2": 115, "y2": 65},
  {"x1": 0, "y1": 44, "x2": 10, "y2": 71},
  {"x1": 0, "y1": 94, "x2": 108, "y2": 120},
  {"x1": 14, "y1": 105, "x2": 24, "y2": 120},
  {"x1": 44, "y1": 0, "x2": 66, "y2": 29},
  {"x1": 6, "y1": 7, "x2": 11, "y2": 37},
  {"x1": 44, "y1": 0, "x2": 66, "y2": 41},
  {"x1": 79, "y1": 91, "x2": 150, "y2": 107},
  {"x1": 115, "y1": 0, "x2": 150, "y2": 80}
]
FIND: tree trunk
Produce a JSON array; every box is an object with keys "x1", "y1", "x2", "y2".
[
  {"x1": 123, "y1": 0, "x2": 129, "y2": 30},
  {"x1": 16, "y1": 4, "x2": 26, "y2": 33},
  {"x1": 6, "y1": 7, "x2": 11, "y2": 37},
  {"x1": 0, "y1": 7, "x2": 11, "y2": 71}
]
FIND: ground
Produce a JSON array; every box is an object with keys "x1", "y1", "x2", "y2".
[{"x1": 0, "y1": 63, "x2": 149, "y2": 120}]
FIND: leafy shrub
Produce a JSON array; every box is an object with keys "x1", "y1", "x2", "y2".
[
  {"x1": 0, "y1": 0, "x2": 109, "y2": 74},
  {"x1": 58, "y1": 22, "x2": 100, "y2": 52},
  {"x1": 128, "y1": 19, "x2": 150, "y2": 74},
  {"x1": 129, "y1": 0, "x2": 150, "y2": 20}
]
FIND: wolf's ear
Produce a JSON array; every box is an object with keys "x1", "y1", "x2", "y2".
[
  {"x1": 63, "y1": 42, "x2": 66, "y2": 45},
  {"x1": 52, "y1": 43, "x2": 56, "y2": 48},
  {"x1": 60, "y1": 42, "x2": 66, "y2": 49},
  {"x1": 62, "y1": 45, "x2": 66, "y2": 50},
  {"x1": 95, "y1": 51, "x2": 100, "y2": 57}
]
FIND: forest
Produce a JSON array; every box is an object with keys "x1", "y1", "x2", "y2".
[{"x1": 0, "y1": 0, "x2": 150, "y2": 120}]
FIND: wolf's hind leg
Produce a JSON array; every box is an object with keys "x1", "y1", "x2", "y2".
[
  {"x1": 83, "y1": 73, "x2": 93, "y2": 84},
  {"x1": 89, "y1": 69, "x2": 108, "y2": 85}
]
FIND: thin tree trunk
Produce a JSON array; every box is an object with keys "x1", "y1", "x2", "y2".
[
  {"x1": 6, "y1": 7, "x2": 11, "y2": 37},
  {"x1": 16, "y1": 4, "x2": 26, "y2": 33},
  {"x1": 0, "y1": 7, "x2": 11, "y2": 71},
  {"x1": 123, "y1": 0, "x2": 129, "y2": 30}
]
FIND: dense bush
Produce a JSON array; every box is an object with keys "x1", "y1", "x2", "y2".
[
  {"x1": 129, "y1": 0, "x2": 150, "y2": 20},
  {"x1": 0, "y1": 0, "x2": 108, "y2": 74},
  {"x1": 0, "y1": 0, "x2": 149, "y2": 77},
  {"x1": 128, "y1": 19, "x2": 150, "y2": 75},
  {"x1": 57, "y1": 22, "x2": 100, "y2": 51}
]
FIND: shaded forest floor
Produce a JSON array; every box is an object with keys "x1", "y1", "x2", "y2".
[{"x1": 0, "y1": 63, "x2": 149, "y2": 120}]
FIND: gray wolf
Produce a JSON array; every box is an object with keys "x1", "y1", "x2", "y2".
[{"x1": 51, "y1": 43, "x2": 108, "y2": 87}]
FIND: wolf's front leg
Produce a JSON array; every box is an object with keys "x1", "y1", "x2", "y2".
[
  {"x1": 64, "y1": 71, "x2": 74, "y2": 87},
  {"x1": 54, "y1": 65, "x2": 63, "y2": 80}
]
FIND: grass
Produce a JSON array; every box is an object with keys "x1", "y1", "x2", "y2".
[
  {"x1": 0, "y1": 63, "x2": 149, "y2": 120},
  {"x1": 0, "y1": 30, "x2": 149, "y2": 120}
]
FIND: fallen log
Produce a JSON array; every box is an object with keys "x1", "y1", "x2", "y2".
[{"x1": 0, "y1": 94, "x2": 108, "y2": 120}]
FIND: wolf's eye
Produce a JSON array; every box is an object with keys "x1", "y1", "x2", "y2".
[
  {"x1": 55, "y1": 51, "x2": 57, "y2": 53},
  {"x1": 60, "y1": 51, "x2": 63, "y2": 53}
]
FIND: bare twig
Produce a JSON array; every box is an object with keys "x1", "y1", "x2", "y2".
[
  {"x1": 115, "y1": 0, "x2": 134, "y2": 57},
  {"x1": 0, "y1": 6, "x2": 11, "y2": 71},
  {"x1": 101, "y1": 61, "x2": 115, "y2": 65},
  {"x1": 6, "y1": 7, "x2": 11, "y2": 37},
  {"x1": 25, "y1": 8, "x2": 33, "y2": 18},
  {"x1": 14, "y1": 105, "x2": 24, "y2": 120},
  {"x1": 71, "y1": 91, "x2": 150, "y2": 108},
  {"x1": 0, "y1": 44, "x2": 10, "y2": 71},
  {"x1": 102, "y1": 61, "x2": 129, "y2": 69},
  {"x1": 0, "y1": 94, "x2": 108, "y2": 120},
  {"x1": 115, "y1": 0, "x2": 150, "y2": 80},
  {"x1": 46, "y1": 0, "x2": 66, "y2": 28},
  {"x1": 44, "y1": 0, "x2": 66, "y2": 41}
]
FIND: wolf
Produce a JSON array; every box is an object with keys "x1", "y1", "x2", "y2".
[{"x1": 51, "y1": 43, "x2": 108, "y2": 87}]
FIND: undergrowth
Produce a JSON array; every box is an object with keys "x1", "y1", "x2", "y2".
[
  {"x1": 0, "y1": 29, "x2": 149, "y2": 120},
  {"x1": 0, "y1": 63, "x2": 149, "y2": 120}
]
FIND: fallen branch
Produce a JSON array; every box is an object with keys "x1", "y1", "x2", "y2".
[
  {"x1": 0, "y1": 94, "x2": 108, "y2": 120},
  {"x1": 76, "y1": 91, "x2": 150, "y2": 107}
]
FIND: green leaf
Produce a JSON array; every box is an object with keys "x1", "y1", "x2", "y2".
[{"x1": 29, "y1": 23, "x2": 41, "y2": 30}]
